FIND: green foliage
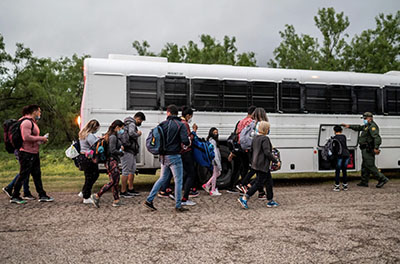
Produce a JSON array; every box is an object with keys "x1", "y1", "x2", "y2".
[{"x1": 133, "y1": 34, "x2": 257, "y2": 66}]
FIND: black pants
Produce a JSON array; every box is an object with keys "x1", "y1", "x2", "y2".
[
  {"x1": 80, "y1": 156, "x2": 100, "y2": 199},
  {"x1": 229, "y1": 151, "x2": 249, "y2": 189},
  {"x1": 12, "y1": 151, "x2": 46, "y2": 198},
  {"x1": 246, "y1": 170, "x2": 273, "y2": 200},
  {"x1": 182, "y1": 151, "x2": 196, "y2": 200}
]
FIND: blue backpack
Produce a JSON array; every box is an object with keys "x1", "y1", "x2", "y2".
[
  {"x1": 191, "y1": 131, "x2": 215, "y2": 171},
  {"x1": 146, "y1": 125, "x2": 165, "y2": 155}
]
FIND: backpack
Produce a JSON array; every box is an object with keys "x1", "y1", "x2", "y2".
[
  {"x1": 191, "y1": 131, "x2": 215, "y2": 171},
  {"x1": 270, "y1": 147, "x2": 281, "y2": 172},
  {"x1": 146, "y1": 125, "x2": 165, "y2": 155},
  {"x1": 3, "y1": 118, "x2": 34, "y2": 153},
  {"x1": 321, "y1": 137, "x2": 342, "y2": 161},
  {"x1": 119, "y1": 126, "x2": 139, "y2": 155},
  {"x1": 227, "y1": 120, "x2": 241, "y2": 152},
  {"x1": 88, "y1": 138, "x2": 108, "y2": 164},
  {"x1": 239, "y1": 121, "x2": 256, "y2": 150}
]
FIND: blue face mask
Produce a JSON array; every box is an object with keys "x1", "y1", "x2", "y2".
[
  {"x1": 363, "y1": 120, "x2": 368, "y2": 125},
  {"x1": 35, "y1": 116, "x2": 41, "y2": 121},
  {"x1": 117, "y1": 129, "x2": 124, "y2": 135}
]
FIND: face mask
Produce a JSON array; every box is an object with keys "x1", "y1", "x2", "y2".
[
  {"x1": 363, "y1": 120, "x2": 368, "y2": 125},
  {"x1": 35, "y1": 116, "x2": 41, "y2": 121},
  {"x1": 188, "y1": 118, "x2": 192, "y2": 124},
  {"x1": 117, "y1": 129, "x2": 125, "y2": 135},
  {"x1": 267, "y1": 130, "x2": 270, "y2": 135}
]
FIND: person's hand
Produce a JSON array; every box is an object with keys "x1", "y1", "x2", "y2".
[
  {"x1": 277, "y1": 161, "x2": 281, "y2": 168},
  {"x1": 42, "y1": 137, "x2": 48, "y2": 144},
  {"x1": 192, "y1": 123, "x2": 198, "y2": 132},
  {"x1": 341, "y1": 123, "x2": 350, "y2": 128},
  {"x1": 120, "y1": 146, "x2": 124, "y2": 151},
  {"x1": 137, "y1": 131, "x2": 142, "y2": 136},
  {"x1": 228, "y1": 152, "x2": 235, "y2": 162},
  {"x1": 374, "y1": 149, "x2": 381, "y2": 155}
]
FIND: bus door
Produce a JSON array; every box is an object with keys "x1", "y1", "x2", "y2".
[{"x1": 317, "y1": 124, "x2": 359, "y2": 170}]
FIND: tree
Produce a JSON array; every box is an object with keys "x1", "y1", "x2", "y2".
[{"x1": 132, "y1": 40, "x2": 156, "y2": 56}]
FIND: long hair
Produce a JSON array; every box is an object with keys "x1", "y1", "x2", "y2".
[
  {"x1": 253, "y1": 107, "x2": 269, "y2": 122},
  {"x1": 104, "y1": 120, "x2": 124, "y2": 143},
  {"x1": 207, "y1": 127, "x2": 219, "y2": 147},
  {"x1": 79, "y1": 119, "x2": 100, "y2": 140}
]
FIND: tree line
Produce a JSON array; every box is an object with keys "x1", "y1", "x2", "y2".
[{"x1": 0, "y1": 8, "x2": 398, "y2": 147}]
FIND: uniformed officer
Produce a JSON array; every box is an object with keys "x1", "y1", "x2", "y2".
[{"x1": 342, "y1": 112, "x2": 389, "y2": 188}]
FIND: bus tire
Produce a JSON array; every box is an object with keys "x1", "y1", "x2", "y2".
[{"x1": 216, "y1": 145, "x2": 234, "y2": 189}]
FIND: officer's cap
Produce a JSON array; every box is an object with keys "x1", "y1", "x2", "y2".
[{"x1": 362, "y1": 112, "x2": 373, "y2": 118}]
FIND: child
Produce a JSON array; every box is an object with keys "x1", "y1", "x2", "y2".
[
  {"x1": 238, "y1": 121, "x2": 280, "y2": 209},
  {"x1": 91, "y1": 120, "x2": 125, "y2": 208},
  {"x1": 202, "y1": 127, "x2": 222, "y2": 196},
  {"x1": 332, "y1": 125, "x2": 350, "y2": 191}
]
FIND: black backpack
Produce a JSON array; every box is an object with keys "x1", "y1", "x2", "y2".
[
  {"x1": 3, "y1": 118, "x2": 34, "y2": 153},
  {"x1": 88, "y1": 138, "x2": 109, "y2": 164},
  {"x1": 227, "y1": 120, "x2": 241, "y2": 153}
]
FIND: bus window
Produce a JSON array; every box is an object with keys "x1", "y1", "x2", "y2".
[
  {"x1": 127, "y1": 76, "x2": 158, "y2": 110},
  {"x1": 280, "y1": 82, "x2": 301, "y2": 113},
  {"x1": 353, "y1": 86, "x2": 379, "y2": 114},
  {"x1": 251, "y1": 81, "x2": 277, "y2": 112},
  {"x1": 164, "y1": 77, "x2": 189, "y2": 109},
  {"x1": 330, "y1": 85, "x2": 352, "y2": 114},
  {"x1": 192, "y1": 79, "x2": 222, "y2": 111},
  {"x1": 222, "y1": 80, "x2": 249, "y2": 112},
  {"x1": 384, "y1": 86, "x2": 400, "y2": 115},
  {"x1": 304, "y1": 84, "x2": 329, "y2": 113}
]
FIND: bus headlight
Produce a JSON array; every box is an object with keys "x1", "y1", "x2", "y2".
[{"x1": 76, "y1": 116, "x2": 81, "y2": 127}]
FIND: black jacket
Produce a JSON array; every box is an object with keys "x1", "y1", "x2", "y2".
[
  {"x1": 160, "y1": 116, "x2": 190, "y2": 155},
  {"x1": 333, "y1": 134, "x2": 350, "y2": 158},
  {"x1": 250, "y1": 135, "x2": 278, "y2": 173}
]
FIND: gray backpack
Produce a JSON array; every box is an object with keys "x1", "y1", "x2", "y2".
[{"x1": 239, "y1": 121, "x2": 256, "y2": 150}]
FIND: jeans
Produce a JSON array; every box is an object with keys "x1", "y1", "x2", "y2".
[
  {"x1": 12, "y1": 151, "x2": 47, "y2": 198},
  {"x1": 182, "y1": 151, "x2": 196, "y2": 200},
  {"x1": 335, "y1": 157, "x2": 349, "y2": 185},
  {"x1": 246, "y1": 170, "x2": 273, "y2": 200},
  {"x1": 147, "y1": 155, "x2": 183, "y2": 208},
  {"x1": 7, "y1": 174, "x2": 30, "y2": 195}
]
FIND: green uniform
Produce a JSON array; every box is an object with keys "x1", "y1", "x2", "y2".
[{"x1": 349, "y1": 121, "x2": 387, "y2": 184}]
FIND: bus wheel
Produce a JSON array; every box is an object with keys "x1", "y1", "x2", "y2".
[{"x1": 216, "y1": 145, "x2": 234, "y2": 189}]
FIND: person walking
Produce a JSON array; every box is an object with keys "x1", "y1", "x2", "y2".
[
  {"x1": 91, "y1": 120, "x2": 125, "y2": 208},
  {"x1": 119, "y1": 112, "x2": 146, "y2": 198},
  {"x1": 143, "y1": 105, "x2": 190, "y2": 212},
  {"x1": 78, "y1": 119, "x2": 100, "y2": 204},
  {"x1": 332, "y1": 125, "x2": 350, "y2": 191},
  {"x1": 10, "y1": 104, "x2": 54, "y2": 204},
  {"x1": 238, "y1": 121, "x2": 280, "y2": 209},
  {"x1": 202, "y1": 127, "x2": 222, "y2": 196},
  {"x1": 342, "y1": 112, "x2": 389, "y2": 188}
]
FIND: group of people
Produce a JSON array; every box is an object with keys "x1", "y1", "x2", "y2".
[{"x1": 3, "y1": 104, "x2": 389, "y2": 211}]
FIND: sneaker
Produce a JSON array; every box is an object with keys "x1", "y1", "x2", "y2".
[
  {"x1": 78, "y1": 191, "x2": 83, "y2": 198},
  {"x1": 90, "y1": 194, "x2": 100, "y2": 208},
  {"x1": 236, "y1": 184, "x2": 247, "y2": 194},
  {"x1": 258, "y1": 193, "x2": 267, "y2": 200},
  {"x1": 227, "y1": 188, "x2": 239, "y2": 194},
  {"x1": 333, "y1": 184, "x2": 340, "y2": 192},
  {"x1": 38, "y1": 196, "x2": 54, "y2": 202},
  {"x1": 175, "y1": 207, "x2": 189, "y2": 212},
  {"x1": 202, "y1": 184, "x2": 210, "y2": 193},
  {"x1": 267, "y1": 200, "x2": 279, "y2": 208},
  {"x1": 238, "y1": 197, "x2": 249, "y2": 209},
  {"x1": 83, "y1": 198, "x2": 93, "y2": 204},
  {"x1": 189, "y1": 190, "x2": 199, "y2": 198},
  {"x1": 376, "y1": 178, "x2": 389, "y2": 188},
  {"x1": 342, "y1": 184, "x2": 348, "y2": 191},
  {"x1": 357, "y1": 182, "x2": 369, "y2": 187},
  {"x1": 143, "y1": 200, "x2": 157, "y2": 211},
  {"x1": 10, "y1": 197, "x2": 27, "y2": 204},
  {"x1": 210, "y1": 190, "x2": 222, "y2": 196},
  {"x1": 169, "y1": 194, "x2": 175, "y2": 200},
  {"x1": 182, "y1": 200, "x2": 196, "y2": 206},
  {"x1": 127, "y1": 189, "x2": 140, "y2": 196},
  {"x1": 157, "y1": 191, "x2": 171, "y2": 198},
  {"x1": 120, "y1": 192, "x2": 135, "y2": 198},
  {"x1": 112, "y1": 200, "x2": 123, "y2": 207},
  {"x1": 2, "y1": 187, "x2": 12, "y2": 198},
  {"x1": 22, "y1": 193, "x2": 36, "y2": 200}
]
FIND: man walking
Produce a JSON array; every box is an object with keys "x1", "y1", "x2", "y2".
[
  {"x1": 119, "y1": 112, "x2": 146, "y2": 197},
  {"x1": 342, "y1": 112, "x2": 389, "y2": 188},
  {"x1": 144, "y1": 105, "x2": 190, "y2": 212},
  {"x1": 10, "y1": 104, "x2": 54, "y2": 204}
]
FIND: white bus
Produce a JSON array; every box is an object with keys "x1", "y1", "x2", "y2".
[{"x1": 80, "y1": 54, "x2": 400, "y2": 186}]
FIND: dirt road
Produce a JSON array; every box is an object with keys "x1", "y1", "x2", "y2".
[{"x1": 1, "y1": 180, "x2": 399, "y2": 264}]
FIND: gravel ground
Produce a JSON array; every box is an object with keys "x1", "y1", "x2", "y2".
[{"x1": 1, "y1": 179, "x2": 399, "y2": 264}]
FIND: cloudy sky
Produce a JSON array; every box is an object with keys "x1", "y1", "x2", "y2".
[{"x1": 1, "y1": 0, "x2": 399, "y2": 66}]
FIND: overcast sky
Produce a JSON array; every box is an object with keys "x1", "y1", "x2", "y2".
[{"x1": 0, "y1": 0, "x2": 399, "y2": 66}]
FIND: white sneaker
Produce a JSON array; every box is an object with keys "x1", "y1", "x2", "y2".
[
  {"x1": 182, "y1": 200, "x2": 196, "y2": 206},
  {"x1": 78, "y1": 192, "x2": 83, "y2": 198},
  {"x1": 83, "y1": 198, "x2": 93, "y2": 204},
  {"x1": 210, "y1": 190, "x2": 222, "y2": 196}
]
